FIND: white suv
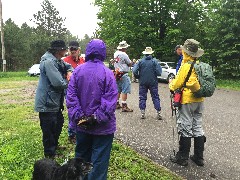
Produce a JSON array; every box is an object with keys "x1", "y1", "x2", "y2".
[
  {"x1": 157, "y1": 62, "x2": 176, "y2": 82},
  {"x1": 28, "y1": 64, "x2": 40, "y2": 76}
]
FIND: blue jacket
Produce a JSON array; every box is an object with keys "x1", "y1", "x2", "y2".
[
  {"x1": 35, "y1": 51, "x2": 73, "y2": 112},
  {"x1": 176, "y1": 55, "x2": 183, "y2": 74},
  {"x1": 133, "y1": 55, "x2": 162, "y2": 86}
]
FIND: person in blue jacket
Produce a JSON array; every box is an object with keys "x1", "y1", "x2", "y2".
[
  {"x1": 175, "y1": 45, "x2": 183, "y2": 74},
  {"x1": 133, "y1": 47, "x2": 162, "y2": 120},
  {"x1": 35, "y1": 40, "x2": 73, "y2": 159}
]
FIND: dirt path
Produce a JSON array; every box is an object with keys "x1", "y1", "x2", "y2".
[{"x1": 115, "y1": 82, "x2": 240, "y2": 180}]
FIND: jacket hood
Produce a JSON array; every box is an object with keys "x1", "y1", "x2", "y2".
[
  {"x1": 85, "y1": 39, "x2": 106, "y2": 62},
  {"x1": 144, "y1": 55, "x2": 153, "y2": 60}
]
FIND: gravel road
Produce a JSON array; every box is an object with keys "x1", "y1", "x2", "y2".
[{"x1": 114, "y1": 82, "x2": 240, "y2": 180}]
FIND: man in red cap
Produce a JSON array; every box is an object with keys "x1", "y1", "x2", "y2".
[
  {"x1": 64, "y1": 41, "x2": 85, "y2": 68},
  {"x1": 64, "y1": 41, "x2": 85, "y2": 144}
]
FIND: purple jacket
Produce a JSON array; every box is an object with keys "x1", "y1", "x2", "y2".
[{"x1": 66, "y1": 39, "x2": 118, "y2": 135}]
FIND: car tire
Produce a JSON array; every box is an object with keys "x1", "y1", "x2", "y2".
[{"x1": 167, "y1": 74, "x2": 175, "y2": 82}]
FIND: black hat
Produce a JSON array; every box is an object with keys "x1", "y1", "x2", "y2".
[
  {"x1": 68, "y1": 41, "x2": 79, "y2": 48},
  {"x1": 49, "y1": 40, "x2": 67, "y2": 50}
]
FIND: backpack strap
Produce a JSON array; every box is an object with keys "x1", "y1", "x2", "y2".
[{"x1": 183, "y1": 59, "x2": 197, "y2": 88}]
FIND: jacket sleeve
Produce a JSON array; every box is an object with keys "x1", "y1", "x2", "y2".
[
  {"x1": 154, "y1": 60, "x2": 162, "y2": 76},
  {"x1": 63, "y1": 61, "x2": 74, "y2": 72},
  {"x1": 95, "y1": 71, "x2": 118, "y2": 123},
  {"x1": 169, "y1": 63, "x2": 189, "y2": 91},
  {"x1": 66, "y1": 72, "x2": 85, "y2": 123},
  {"x1": 44, "y1": 60, "x2": 68, "y2": 90},
  {"x1": 132, "y1": 61, "x2": 140, "y2": 78}
]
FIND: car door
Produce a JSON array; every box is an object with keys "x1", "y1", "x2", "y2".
[{"x1": 159, "y1": 62, "x2": 169, "y2": 80}]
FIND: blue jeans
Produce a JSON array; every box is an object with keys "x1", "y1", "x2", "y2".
[
  {"x1": 75, "y1": 132, "x2": 114, "y2": 180},
  {"x1": 68, "y1": 127, "x2": 76, "y2": 137},
  {"x1": 39, "y1": 111, "x2": 64, "y2": 157},
  {"x1": 139, "y1": 85, "x2": 161, "y2": 111}
]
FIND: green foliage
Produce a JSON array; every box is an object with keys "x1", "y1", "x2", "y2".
[
  {"x1": 1, "y1": 0, "x2": 89, "y2": 71},
  {"x1": 0, "y1": 73, "x2": 182, "y2": 179},
  {"x1": 94, "y1": 0, "x2": 211, "y2": 61},
  {"x1": 32, "y1": 0, "x2": 67, "y2": 38}
]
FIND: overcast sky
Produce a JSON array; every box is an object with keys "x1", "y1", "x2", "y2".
[{"x1": 1, "y1": 0, "x2": 99, "y2": 39}]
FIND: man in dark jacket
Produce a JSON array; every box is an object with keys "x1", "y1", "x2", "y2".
[
  {"x1": 35, "y1": 40, "x2": 73, "y2": 159},
  {"x1": 175, "y1": 45, "x2": 183, "y2": 74},
  {"x1": 133, "y1": 47, "x2": 163, "y2": 120}
]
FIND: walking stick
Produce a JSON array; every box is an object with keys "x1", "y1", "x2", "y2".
[
  {"x1": 170, "y1": 93, "x2": 178, "y2": 157},
  {"x1": 170, "y1": 93, "x2": 176, "y2": 156}
]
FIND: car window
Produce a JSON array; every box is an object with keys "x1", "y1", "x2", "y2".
[
  {"x1": 167, "y1": 62, "x2": 176, "y2": 69},
  {"x1": 160, "y1": 63, "x2": 166, "y2": 67}
]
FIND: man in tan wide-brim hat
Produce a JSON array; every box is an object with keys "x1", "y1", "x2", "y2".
[{"x1": 133, "y1": 47, "x2": 163, "y2": 120}]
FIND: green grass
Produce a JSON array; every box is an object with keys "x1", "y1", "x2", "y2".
[
  {"x1": 0, "y1": 72, "x2": 182, "y2": 180},
  {"x1": 0, "y1": 71, "x2": 38, "y2": 82},
  {"x1": 216, "y1": 79, "x2": 240, "y2": 91}
]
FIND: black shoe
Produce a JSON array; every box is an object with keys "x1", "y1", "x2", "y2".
[
  {"x1": 170, "y1": 154, "x2": 188, "y2": 166},
  {"x1": 190, "y1": 155, "x2": 204, "y2": 166},
  {"x1": 191, "y1": 136, "x2": 205, "y2": 166}
]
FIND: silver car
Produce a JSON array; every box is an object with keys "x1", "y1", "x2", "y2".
[{"x1": 158, "y1": 62, "x2": 176, "y2": 82}]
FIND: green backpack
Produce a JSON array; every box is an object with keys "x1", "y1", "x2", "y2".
[{"x1": 191, "y1": 61, "x2": 216, "y2": 98}]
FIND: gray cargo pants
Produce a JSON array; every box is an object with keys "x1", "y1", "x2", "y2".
[{"x1": 177, "y1": 102, "x2": 204, "y2": 137}]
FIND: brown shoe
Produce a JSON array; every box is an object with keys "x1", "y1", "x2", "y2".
[
  {"x1": 122, "y1": 103, "x2": 133, "y2": 112},
  {"x1": 116, "y1": 102, "x2": 122, "y2": 109}
]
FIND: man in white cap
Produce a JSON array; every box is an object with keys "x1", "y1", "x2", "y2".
[
  {"x1": 114, "y1": 41, "x2": 133, "y2": 112},
  {"x1": 133, "y1": 47, "x2": 162, "y2": 120}
]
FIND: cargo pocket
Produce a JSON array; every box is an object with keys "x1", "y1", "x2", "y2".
[{"x1": 46, "y1": 91, "x2": 60, "y2": 108}]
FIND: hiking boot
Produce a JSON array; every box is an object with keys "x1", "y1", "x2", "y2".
[
  {"x1": 122, "y1": 103, "x2": 133, "y2": 112},
  {"x1": 157, "y1": 111, "x2": 163, "y2": 120},
  {"x1": 190, "y1": 136, "x2": 206, "y2": 166},
  {"x1": 170, "y1": 153, "x2": 188, "y2": 166},
  {"x1": 141, "y1": 110, "x2": 145, "y2": 119},
  {"x1": 190, "y1": 155, "x2": 204, "y2": 166},
  {"x1": 170, "y1": 136, "x2": 191, "y2": 166},
  {"x1": 68, "y1": 136, "x2": 76, "y2": 144},
  {"x1": 116, "y1": 102, "x2": 122, "y2": 109}
]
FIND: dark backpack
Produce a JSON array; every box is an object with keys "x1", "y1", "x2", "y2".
[{"x1": 190, "y1": 61, "x2": 216, "y2": 98}]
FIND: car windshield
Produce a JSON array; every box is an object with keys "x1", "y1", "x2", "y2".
[{"x1": 167, "y1": 62, "x2": 176, "y2": 69}]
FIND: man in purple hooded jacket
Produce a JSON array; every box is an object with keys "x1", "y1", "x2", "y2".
[{"x1": 66, "y1": 39, "x2": 118, "y2": 180}]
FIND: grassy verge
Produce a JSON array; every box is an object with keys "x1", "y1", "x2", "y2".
[
  {"x1": 216, "y1": 79, "x2": 240, "y2": 91},
  {"x1": 0, "y1": 72, "x2": 181, "y2": 180}
]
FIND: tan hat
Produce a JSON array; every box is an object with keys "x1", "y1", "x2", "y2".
[
  {"x1": 181, "y1": 39, "x2": 204, "y2": 58},
  {"x1": 117, "y1": 41, "x2": 130, "y2": 49},
  {"x1": 142, "y1": 47, "x2": 154, "y2": 54}
]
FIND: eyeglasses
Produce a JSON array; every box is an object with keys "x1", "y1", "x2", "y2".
[{"x1": 69, "y1": 47, "x2": 78, "y2": 51}]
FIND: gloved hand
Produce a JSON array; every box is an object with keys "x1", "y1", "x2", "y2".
[{"x1": 77, "y1": 115, "x2": 97, "y2": 129}]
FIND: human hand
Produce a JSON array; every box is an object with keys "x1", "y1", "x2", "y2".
[
  {"x1": 66, "y1": 71, "x2": 72, "y2": 81},
  {"x1": 77, "y1": 115, "x2": 97, "y2": 129}
]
